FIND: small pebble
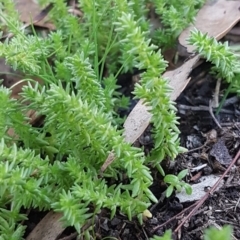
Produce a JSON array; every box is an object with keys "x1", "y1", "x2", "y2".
[{"x1": 110, "y1": 217, "x2": 121, "y2": 226}]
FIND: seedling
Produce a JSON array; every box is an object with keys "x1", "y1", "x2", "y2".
[{"x1": 164, "y1": 169, "x2": 192, "y2": 198}]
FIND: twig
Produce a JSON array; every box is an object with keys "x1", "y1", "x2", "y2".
[
  {"x1": 178, "y1": 104, "x2": 237, "y2": 115},
  {"x1": 234, "y1": 196, "x2": 240, "y2": 212},
  {"x1": 58, "y1": 232, "x2": 78, "y2": 240},
  {"x1": 209, "y1": 100, "x2": 222, "y2": 129},
  {"x1": 187, "y1": 144, "x2": 206, "y2": 153},
  {"x1": 212, "y1": 78, "x2": 221, "y2": 108},
  {"x1": 142, "y1": 226, "x2": 150, "y2": 240},
  {"x1": 174, "y1": 148, "x2": 240, "y2": 233},
  {"x1": 151, "y1": 201, "x2": 198, "y2": 233},
  {"x1": 150, "y1": 191, "x2": 166, "y2": 212}
]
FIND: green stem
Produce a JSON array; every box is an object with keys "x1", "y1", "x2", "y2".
[
  {"x1": 216, "y1": 81, "x2": 233, "y2": 116},
  {"x1": 92, "y1": 0, "x2": 99, "y2": 80}
]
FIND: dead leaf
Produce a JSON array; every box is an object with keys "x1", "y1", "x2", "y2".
[
  {"x1": 14, "y1": 0, "x2": 55, "y2": 29},
  {"x1": 179, "y1": 0, "x2": 240, "y2": 54},
  {"x1": 26, "y1": 211, "x2": 65, "y2": 240},
  {"x1": 165, "y1": 55, "x2": 200, "y2": 100},
  {"x1": 210, "y1": 138, "x2": 232, "y2": 165},
  {"x1": 123, "y1": 99, "x2": 152, "y2": 143},
  {"x1": 100, "y1": 151, "x2": 115, "y2": 173},
  {"x1": 176, "y1": 175, "x2": 224, "y2": 203}
]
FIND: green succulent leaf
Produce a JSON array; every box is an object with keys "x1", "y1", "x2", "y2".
[
  {"x1": 166, "y1": 185, "x2": 174, "y2": 198},
  {"x1": 164, "y1": 174, "x2": 179, "y2": 185},
  {"x1": 177, "y1": 169, "x2": 188, "y2": 180},
  {"x1": 184, "y1": 183, "x2": 192, "y2": 195},
  {"x1": 204, "y1": 225, "x2": 232, "y2": 240}
]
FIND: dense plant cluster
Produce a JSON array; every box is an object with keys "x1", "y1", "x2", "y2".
[
  {"x1": 188, "y1": 29, "x2": 240, "y2": 82},
  {"x1": 0, "y1": 0, "x2": 206, "y2": 238},
  {"x1": 152, "y1": 0, "x2": 205, "y2": 48},
  {"x1": 188, "y1": 29, "x2": 240, "y2": 111}
]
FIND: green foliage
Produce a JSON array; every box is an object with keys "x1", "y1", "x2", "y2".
[
  {"x1": 151, "y1": 0, "x2": 206, "y2": 48},
  {"x1": 0, "y1": 209, "x2": 26, "y2": 240},
  {"x1": 164, "y1": 169, "x2": 192, "y2": 197},
  {"x1": 0, "y1": 0, "x2": 22, "y2": 36},
  {"x1": 188, "y1": 29, "x2": 240, "y2": 111},
  {"x1": 150, "y1": 230, "x2": 172, "y2": 240},
  {"x1": 188, "y1": 29, "x2": 240, "y2": 82},
  {"x1": 0, "y1": 0, "x2": 204, "y2": 238},
  {"x1": 150, "y1": 225, "x2": 233, "y2": 240},
  {"x1": 115, "y1": 12, "x2": 186, "y2": 169},
  {"x1": 204, "y1": 225, "x2": 233, "y2": 240}
]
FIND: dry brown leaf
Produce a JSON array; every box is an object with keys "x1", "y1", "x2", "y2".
[
  {"x1": 123, "y1": 99, "x2": 152, "y2": 143},
  {"x1": 26, "y1": 211, "x2": 65, "y2": 240},
  {"x1": 100, "y1": 151, "x2": 115, "y2": 173},
  {"x1": 14, "y1": 0, "x2": 55, "y2": 29},
  {"x1": 165, "y1": 55, "x2": 200, "y2": 100},
  {"x1": 179, "y1": 0, "x2": 240, "y2": 53}
]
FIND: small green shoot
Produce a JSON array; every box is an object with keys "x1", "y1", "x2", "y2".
[
  {"x1": 204, "y1": 225, "x2": 233, "y2": 240},
  {"x1": 164, "y1": 169, "x2": 192, "y2": 197},
  {"x1": 150, "y1": 230, "x2": 172, "y2": 240}
]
